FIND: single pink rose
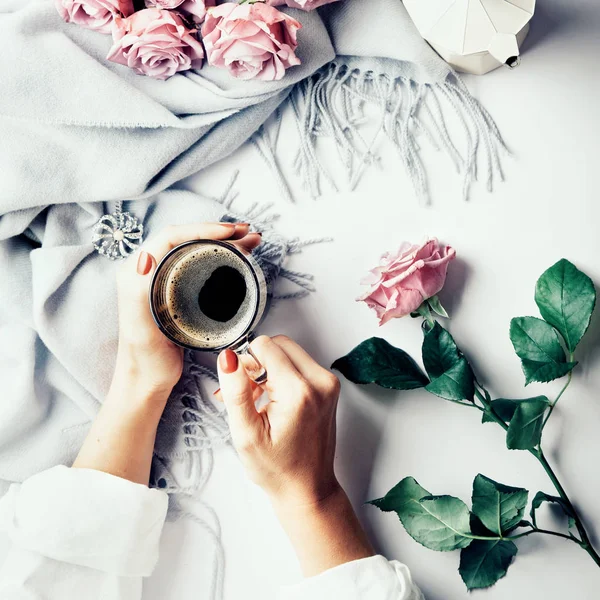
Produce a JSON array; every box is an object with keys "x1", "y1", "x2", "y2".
[
  {"x1": 201, "y1": 3, "x2": 301, "y2": 82},
  {"x1": 357, "y1": 239, "x2": 456, "y2": 326},
  {"x1": 265, "y1": 0, "x2": 341, "y2": 10},
  {"x1": 107, "y1": 8, "x2": 204, "y2": 80},
  {"x1": 144, "y1": 0, "x2": 215, "y2": 24},
  {"x1": 55, "y1": 0, "x2": 134, "y2": 34}
]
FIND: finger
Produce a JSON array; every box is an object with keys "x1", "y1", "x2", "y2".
[
  {"x1": 213, "y1": 380, "x2": 263, "y2": 404},
  {"x1": 217, "y1": 349, "x2": 262, "y2": 437},
  {"x1": 233, "y1": 232, "x2": 262, "y2": 255},
  {"x1": 229, "y1": 223, "x2": 250, "y2": 240},
  {"x1": 117, "y1": 248, "x2": 157, "y2": 309},
  {"x1": 248, "y1": 336, "x2": 305, "y2": 399},
  {"x1": 271, "y1": 335, "x2": 335, "y2": 388},
  {"x1": 143, "y1": 222, "x2": 237, "y2": 263},
  {"x1": 120, "y1": 249, "x2": 158, "y2": 304},
  {"x1": 115, "y1": 251, "x2": 164, "y2": 345}
]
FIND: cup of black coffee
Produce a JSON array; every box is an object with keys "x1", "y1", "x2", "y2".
[{"x1": 149, "y1": 240, "x2": 268, "y2": 382}]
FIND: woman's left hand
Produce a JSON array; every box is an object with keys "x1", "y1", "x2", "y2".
[
  {"x1": 113, "y1": 222, "x2": 262, "y2": 402},
  {"x1": 73, "y1": 222, "x2": 261, "y2": 485}
]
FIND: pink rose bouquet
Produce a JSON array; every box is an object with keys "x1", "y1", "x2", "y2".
[
  {"x1": 55, "y1": 0, "x2": 134, "y2": 34},
  {"x1": 56, "y1": 0, "x2": 335, "y2": 80},
  {"x1": 357, "y1": 239, "x2": 456, "y2": 325},
  {"x1": 202, "y1": 2, "x2": 301, "y2": 81},
  {"x1": 107, "y1": 9, "x2": 205, "y2": 80}
]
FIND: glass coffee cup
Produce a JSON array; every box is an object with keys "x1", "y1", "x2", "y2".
[{"x1": 149, "y1": 239, "x2": 268, "y2": 383}]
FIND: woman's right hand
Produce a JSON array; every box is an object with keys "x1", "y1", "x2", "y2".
[
  {"x1": 217, "y1": 335, "x2": 375, "y2": 577},
  {"x1": 217, "y1": 335, "x2": 341, "y2": 508}
]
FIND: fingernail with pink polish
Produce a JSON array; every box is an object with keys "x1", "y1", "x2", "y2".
[
  {"x1": 219, "y1": 350, "x2": 238, "y2": 374},
  {"x1": 137, "y1": 251, "x2": 152, "y2": 276}
]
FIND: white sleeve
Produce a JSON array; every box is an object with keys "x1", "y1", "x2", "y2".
[
  {"x1": 278, "y1": 555, "x2": 424, "y2": 600},
  {"x1": 0, "y1": 465, "x2": 168, "y2": 600}
]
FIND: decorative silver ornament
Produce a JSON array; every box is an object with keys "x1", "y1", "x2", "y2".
[{"x1": 92, "y1": 203, "x2": 144, "y2": 260}]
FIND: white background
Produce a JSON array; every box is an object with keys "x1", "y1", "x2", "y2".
[{"x1": 3, "y1": 0, "x2": 600, "y2": 598}]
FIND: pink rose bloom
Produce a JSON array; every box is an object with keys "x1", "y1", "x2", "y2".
[
  {"x1": 201, "y1": 3, "x2": 301, "y2": 81},
  {"x1": 358, "y1": 239, "x2": 456, "y2": 326},
  {"x1": 55, "y1": 0, "x2": 134, "y2": 34},
  {"x1": 266, "y1": 0, "x2": 341, "y2": 10},
  {"x1": 107, "y1": 8, "x2": 204, "y2": 80},
  {"x1": 144, "y1": 0, "x2": 215, "y2": 24}
]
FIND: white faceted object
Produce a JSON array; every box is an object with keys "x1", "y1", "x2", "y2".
[{"x1": 404, "y1": 0, "x2": 536, "y2": 75}]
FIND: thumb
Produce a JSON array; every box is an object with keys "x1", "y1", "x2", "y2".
[
  {"x1": 116, "y1": 251, "x2": 158, "y2": 341},
  {"x1": 217, "y1": 350, "x2": 261, "y2": 438}
]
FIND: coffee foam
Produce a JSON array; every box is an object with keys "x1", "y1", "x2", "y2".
[{"x1": 164, "y1": 244, "x2": 258, "y2": 349}]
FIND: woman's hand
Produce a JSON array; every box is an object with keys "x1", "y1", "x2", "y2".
[
  {"x1": 73, "y1": 222, "x2": 261, "y2": 485},
  {"x1": 217, "y1": 336, "x2": 375, "y2": 576},
  {"x1": 114, "y1": 222, "x2": 261, "y2": 402},
  {"x1": 217, "y1": 335, "x2": 341, "y2": 506}
]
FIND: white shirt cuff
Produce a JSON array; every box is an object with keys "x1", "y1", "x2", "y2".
[
  {"x1": 278, "y1": 555, "x2": 423, "y2": 600},
  {"x1": 0, "y1": 465, "x2": 168, "y2": 577}
]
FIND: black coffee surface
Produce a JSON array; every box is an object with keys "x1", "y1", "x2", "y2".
[{"x1": 198, "y1": 266, "x2": 247, "y2": 323}]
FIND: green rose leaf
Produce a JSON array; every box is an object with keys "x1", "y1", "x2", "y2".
[
  {"x1": 535, "y1": 259, "x2": 596, "y2": 353},
  {"x1": 427, "y1": 295, "x2": 450, "y2": 318},
  {"x1": 459, "y1": 539, "x2": 518, "y2": 590},
  {"x1": 332, "y1": 338, "x2": 429, "y2": 390},
  {"x1": 530, "y1": 491, "x2": 577, "y2": 535},
  {"x1": 422, "y1": 322, "x2": 461, "y2": 378},
  {"x1": 471, "y1": 474, "x2": 528, "y2": 535},
  {"x1": 422, "y1": 323, "x2": 474, "y2": 401},
  {"x1": 481, "y1": 398, "x2": 520, "y2": 424},
  {"x1": 368, "y1": 476, "x2": 430, "y2": 514},
  {"x1": 369, "y1": 479, "x2": 472, "y2": 552},
  {"x1": 470, "y1": 513, "x2": 495, "y2": 537},
  {"x1": 413, "y1": 495, "x2": 473, "y2": 552},
  {"x1": 425, "y1": 359, "x2": 475, "y2": 402},
  {"x1": 505, "y1": 396, "x2": 550, "y2": 450},
  {"x1": 509, "y1": 317, "x2": 577, "y2": 384}
]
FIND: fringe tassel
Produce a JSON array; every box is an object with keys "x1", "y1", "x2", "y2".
[{"x1": 257, "y1": 61, "x2": 509, "y2": 203}]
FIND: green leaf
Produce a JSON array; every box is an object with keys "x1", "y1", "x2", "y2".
[
  {"x1": 422, "y1": 323, "x2": 474, "y2": 401},
  {"x1": 506, "y1": 396, "x2": 550, "y2": 450},
  {"x1": 481, "y1": 397, "x2": 549, "y2": 430},
  {"x1": 422, "y1": 322, "x2": 461, "y2": 379},
  {"x1": 535, "y1": 259, "x2": 596, "y2": 353},
  {"x1": 459, "y1": 539, "x2": 518, "y2": 590},
  {"x1": 415, "y1": 301, "x2": 434, "y2": 322},
  {"x1": 368, "y1": 476, "x2": 430, "y2": 514},
  {"x1": 370, "y1": 479, "x2": 472, "y2": 552},
  {"x1": 509, "y1": 317, "x2": 577, "y2": 384},
  {"x1": 470, "y1": 513, "x2": 495, "y2": 537},
  {"x1": 413, "y1": 495, "x2": 473, "y2": 551},
  {"x1": 481, "y1": 398, "x2": 520, "y2": 424},
  {"x1": 471, "y1": 474, "x2": 528, "y2": 535},
  {"x1": 426, "y1": 359, "x2": 475, "y2": 402},
  {"x1": 332, "y1": 338, "x2": 429, "y2": 390},
  {"x1": 530, "y1": 491, "x2": 577, "y2": 535},
  {"x1": 427, "y1": 295, "x2": 449, "y2": 318},
  {"x1": 517, "y1": 520, "x2": 533, "y2": 529}
]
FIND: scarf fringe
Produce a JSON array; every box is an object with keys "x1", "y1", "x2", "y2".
[{"x1": 256, "y1": 61, "x2": 509, "y2": 203}]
